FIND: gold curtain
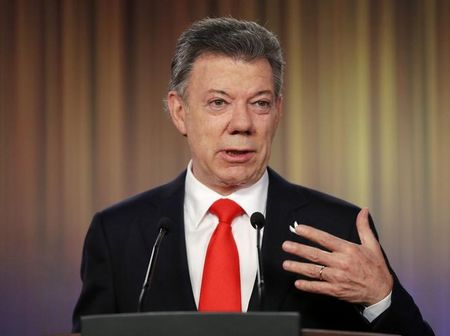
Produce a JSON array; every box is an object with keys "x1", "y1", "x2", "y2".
[{"x1": 0, "y1": 0, "x2": 449, "y2": 335}]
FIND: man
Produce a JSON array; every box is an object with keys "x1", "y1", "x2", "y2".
[{"x1": 72, "y1": 17, "x2": 434, "y2": 335}]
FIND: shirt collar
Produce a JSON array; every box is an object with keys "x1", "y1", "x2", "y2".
[{"x1": 184, "y1": 160, "x2": 269, "y2": 229}]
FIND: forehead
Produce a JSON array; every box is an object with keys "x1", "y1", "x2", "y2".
[{"x1": 186, "y1": 53, "x2": 274, "y2": 95}]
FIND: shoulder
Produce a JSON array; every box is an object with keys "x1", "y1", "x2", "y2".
[
  {"x1": 100, "y1": 171, "x2": 186, "y2": 217},
  {"x1": 268, "y1": 167, "x2": 360, "y2": 211},
  {"x1": 89, "y1": 170, "x2": 186, "y2": 234}
]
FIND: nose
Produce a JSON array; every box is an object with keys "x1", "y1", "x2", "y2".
[{"x1": 228, "y1": 102, "x2": 253, "y2": 135}]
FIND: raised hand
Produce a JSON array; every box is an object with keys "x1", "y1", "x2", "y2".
[{"x1": 282, "y1": 208, "x2": 393, "y2": 306}]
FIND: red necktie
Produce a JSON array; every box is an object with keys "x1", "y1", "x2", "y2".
[{"x1": 199, "y1": 198, "x2": 244, "y2": 312}]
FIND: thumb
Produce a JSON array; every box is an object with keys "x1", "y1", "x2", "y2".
[{"x1": 356, "y1": 208, "x2": 379, "y2": 250}]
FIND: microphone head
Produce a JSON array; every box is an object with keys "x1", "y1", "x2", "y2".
[
  {"x1": 158, "y1": 217, "x2": 172, "y2": 234},
  {"x1": 250, "y1": 212, "x2": 266, "y2": 230}
]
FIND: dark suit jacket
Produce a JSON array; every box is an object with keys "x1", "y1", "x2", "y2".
[{"x1": 72, "y1": 168, "x2": 434, "y2": 335}]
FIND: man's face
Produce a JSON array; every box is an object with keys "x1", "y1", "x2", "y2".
[{"x1": 168, "y1": 53, "x2": 282, "y2": 195}]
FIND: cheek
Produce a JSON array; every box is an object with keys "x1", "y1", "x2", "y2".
[
  {"x1": 258, "y1": 121, "x2": 278, "y2": 145},
  {"x1": 188, "y1": 128, "x2": 216, "y2": 159}
]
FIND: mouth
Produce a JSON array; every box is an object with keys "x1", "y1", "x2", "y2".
[
  {"x1": 220, "y1": 149, "x2": 255, "y2": 163},
  {"x1": 225, "y1": 150, "x2": 251, "y2": 156}
]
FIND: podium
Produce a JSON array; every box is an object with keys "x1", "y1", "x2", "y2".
[
  {"x1": 53, "y1": 312, "x2": 398, "y2": 336},
  {"x1": 81, "y1": 312, "x2": 299, "y2": 336}
]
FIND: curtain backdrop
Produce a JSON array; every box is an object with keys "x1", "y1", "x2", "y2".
[{"x1": 1, "y1": 0, "x2": 449, "y2": 335}]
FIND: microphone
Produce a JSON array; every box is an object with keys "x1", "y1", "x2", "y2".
[
  {"x1": 137, "y1": 217, "x2": 171, "y2": 312},
  {"x1": 250, "y1": 212, "x2": 266, "y2": 311}
]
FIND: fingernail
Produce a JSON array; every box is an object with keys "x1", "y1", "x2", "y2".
[
  {"x1": 363, "y1": 207, "x2": 369, "y2": 219},
  {"x1": 283, "y1": 260, "x2": 291, "y2": 269},
  {"x1": 359, "y1": 208, "x2": 368, "y2": 219}
]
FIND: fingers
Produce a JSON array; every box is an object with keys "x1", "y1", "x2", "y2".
[
  {"x1": 282, "y1": 241, "x2": 334, "y2": 266},
  {"x1": 294, "y1": 279, "x2": 335, "y2": 295},
  {"x1": 292, "y1": 223, "x2": 349, "y2": 252},
  {"x1": 282, "y1": 260, "x2": 325, "y2": 280},
  {"x1": 283, "y1": 259, "x2": 354, "y2": 299},
  {"x1": 282, "y1": 208, "x2": 393, "y2": 305},
  {"x1": 356, "y1": 208, "x2": 379, "y2": 250}
]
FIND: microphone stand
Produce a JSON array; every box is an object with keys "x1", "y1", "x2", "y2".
[{"x1": 137, "y1": 218, "x2": 170, "y2": 312}]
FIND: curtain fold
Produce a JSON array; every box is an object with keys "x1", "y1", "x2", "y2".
[{"x1": 0, "y1": 1, "x2": 448, "y2": 335}]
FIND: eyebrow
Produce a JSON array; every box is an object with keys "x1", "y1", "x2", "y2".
[
  {"x1": 207, "y1": 89, "x2": 230, "y2": 97},
  {"x1": 206, "y1": 89, "x2": 274, "y2": 97}
]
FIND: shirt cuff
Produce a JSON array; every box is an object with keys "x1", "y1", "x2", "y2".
[{"x1": 362, "y1": 291, "x2": 392, "y2": 323}]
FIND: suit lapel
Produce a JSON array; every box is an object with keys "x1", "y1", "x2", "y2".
[
  {"x1": 138, "y1": 171, "x2": 197, "y2": 311},
  {"x1": 248, "y1": 168, "x2": 310, "y2": 311}
]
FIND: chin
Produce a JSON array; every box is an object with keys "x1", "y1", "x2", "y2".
[{"x1": 218, "y1": 170, "x2": 258, "y2": 188}]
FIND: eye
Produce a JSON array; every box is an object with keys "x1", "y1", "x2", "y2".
[
  {"x1": 254, "y1": 100, "x2": 271, "y2": 107},
  {"x1": 209, "y1": 98, "x2": 229, "y2": 110},
  {"x1": 251, "y1": 100, "x2": 272, "y2": 112}
]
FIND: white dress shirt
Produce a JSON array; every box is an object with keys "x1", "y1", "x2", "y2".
[
  {"x1": 184, "y1": 161, "x2": 268, "y2": 311},
  {"x1": 183, "y1": 161, "x2": 391, "y2": 320}
]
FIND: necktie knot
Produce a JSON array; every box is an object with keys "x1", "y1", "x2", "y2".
[{"x1": 209, "y1": 198, "x2": 244, "y2": 225}]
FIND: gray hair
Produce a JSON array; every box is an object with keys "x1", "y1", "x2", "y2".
[{"x1": 169, "y1": 17, "x2": 284, "y2": 99}]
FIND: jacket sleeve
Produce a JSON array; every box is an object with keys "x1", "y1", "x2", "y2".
[
  {"x1": 72, "y1": 212, "x2": 116, "y2": 332},
  {"x1": 358, "y1": 215, "x2": 435, "y2": 336},
  {"x1": 369, "y1": 272, "x2": 435, "y2": 336}
]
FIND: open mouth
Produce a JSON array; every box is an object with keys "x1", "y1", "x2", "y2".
[
  {"x1": 225, "y1": 150, "x2": 251, "y2": 156},
  {"x1": 221, "y1": 149, "x2": 255, "y2": 163}
]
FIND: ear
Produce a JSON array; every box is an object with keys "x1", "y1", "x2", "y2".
[{"x1": 167, "y1": 91, "x2": 187, "y2": 136}]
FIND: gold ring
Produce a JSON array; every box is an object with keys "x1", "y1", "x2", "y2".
[{"x1": 318, "y1": 265, "x2": 325, "y2": 281}]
